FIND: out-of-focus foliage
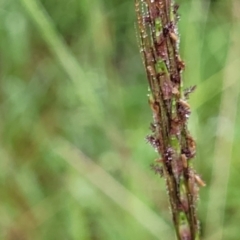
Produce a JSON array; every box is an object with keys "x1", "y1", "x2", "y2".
[{"x1": 0, "y1": 0, "x2": 239, "y2": 239}]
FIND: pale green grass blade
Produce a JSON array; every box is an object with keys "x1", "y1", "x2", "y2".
[
  {"x1": 18, "y1": 0, "x2": 104, "y2": 123},
  {"x1": 52, "y1": 137, "x2": 175, "y2": 239},
  {"x1": 205, "y1": 2, "x2": 240, "y2": 239}
]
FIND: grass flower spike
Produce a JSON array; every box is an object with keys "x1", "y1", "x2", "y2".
[{"x1": 135, "y1": 0, "x2": 205, "y2": 239}]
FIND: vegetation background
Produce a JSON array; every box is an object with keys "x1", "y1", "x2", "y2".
[{"x1": 0, "y1": 0, "x2": 240, "y2": 239}]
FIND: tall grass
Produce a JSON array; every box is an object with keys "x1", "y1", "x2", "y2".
[{"x1": 0, "y1": 0, "x2": 240, "y2": 239}]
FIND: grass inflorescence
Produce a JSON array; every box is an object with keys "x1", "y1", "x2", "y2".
[{"x1": 135, "y1": 0, "x2": 205, "y2": 239}]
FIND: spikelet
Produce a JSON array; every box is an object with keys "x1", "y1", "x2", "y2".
[{"x1": 135, "y1": 1, "x2": 205, "y2": 239}]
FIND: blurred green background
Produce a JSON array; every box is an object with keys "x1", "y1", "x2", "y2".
[{"x1": 1, "y1": 0, "x2": 240, "y2": 239}]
